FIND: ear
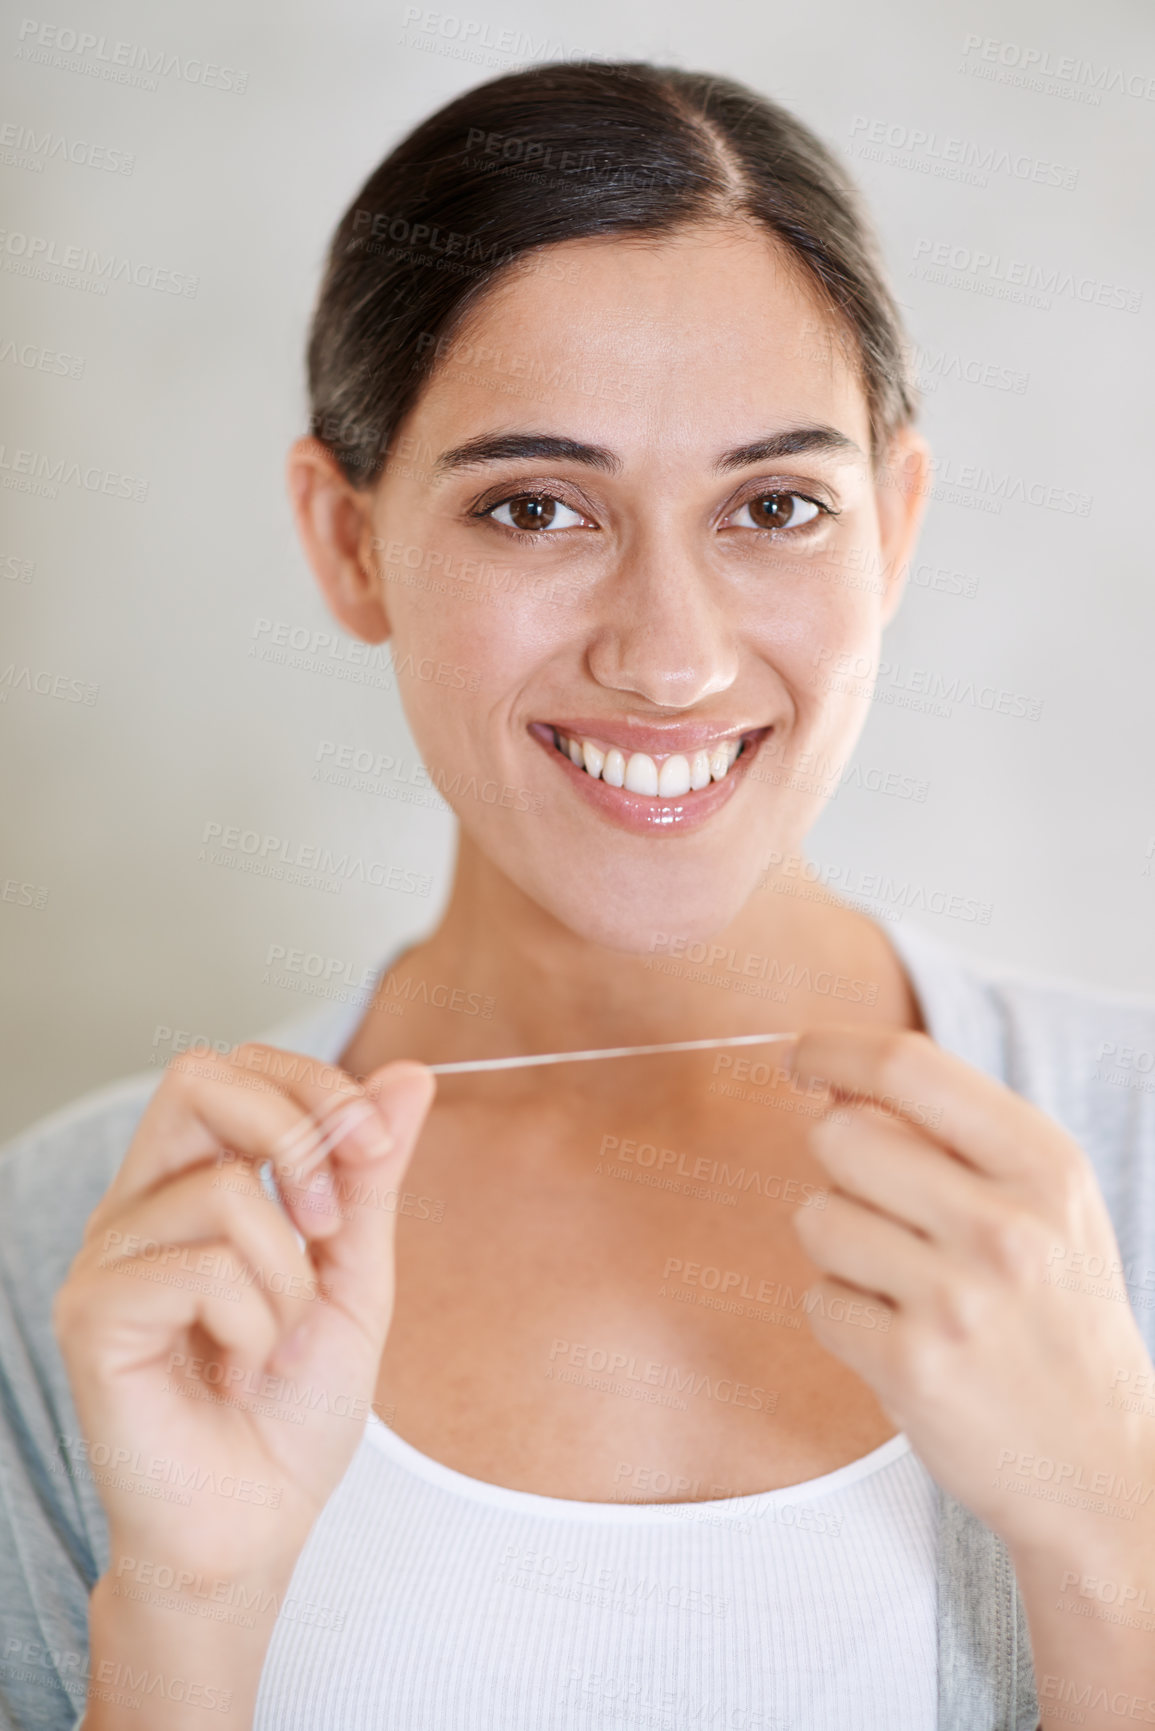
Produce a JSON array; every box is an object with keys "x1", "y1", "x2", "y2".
[
  {"x1": 286, "y1": 437, "x2": 391, "y2": 644},
  {"x1": 873, "y1": 425, "x2": 931, "y2": 628}
]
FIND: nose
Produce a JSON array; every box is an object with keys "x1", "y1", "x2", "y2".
[{"x1": 585, "y1": 533, "x2": 739, "y2": 710}]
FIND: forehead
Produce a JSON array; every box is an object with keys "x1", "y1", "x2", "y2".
[{"x1": 411, "y1": 224, "x2": 870, "y2": 462}]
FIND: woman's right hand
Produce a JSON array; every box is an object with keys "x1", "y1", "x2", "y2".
[{"x1": 53, "y1": 1042, "x2": 435, "y2": 1595}]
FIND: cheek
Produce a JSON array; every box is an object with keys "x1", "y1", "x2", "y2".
[
  {"x1": 750, "y1": 580, "x2": 883, "y2": 714},
  {"x1": 388, "y1": 545, "x2": 583, "y2": 676}
]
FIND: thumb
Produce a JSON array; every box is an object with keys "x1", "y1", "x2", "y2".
[
  {"x1": 310, "y1": 1061, "x2": 436, "y2": 1329},
  {"x1": 363, "y1": 1060, "x2": 437, "y2": 1157}
]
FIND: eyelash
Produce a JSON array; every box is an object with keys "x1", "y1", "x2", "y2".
[{"x1": 471, "y1": 486, "x2": 837, "y2": 544}]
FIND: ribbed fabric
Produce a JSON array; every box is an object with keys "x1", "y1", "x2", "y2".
[{"x1": 253, "y1": 1419, "x2": 938, "y2": 1729}]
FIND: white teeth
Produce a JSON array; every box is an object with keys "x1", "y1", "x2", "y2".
[
  {"x1": 554, "y1": 730, "x2": 747, "y2": 797},
  {"x1": 582, "y1": 740, "x2": 605, "y2": 779},
  {"x1": 624, "y1": 752, "x2": 659, "y2": 796},
  {"x1": 602, "y1": 747, "x2": 625, "y2": 788},
  {"x1": 657, "y1": 754, "x2": 691, "y2": 798}
]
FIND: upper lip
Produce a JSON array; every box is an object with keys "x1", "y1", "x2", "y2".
[{"x1": 539, "y1": 718, "x2": 770, "y2": 758}]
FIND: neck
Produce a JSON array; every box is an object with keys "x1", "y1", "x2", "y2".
[{"x1": 342, "y1": 830, "x2": 916, "y2": 1076}]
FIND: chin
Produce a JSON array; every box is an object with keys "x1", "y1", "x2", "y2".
[{"x1": 520, "y1": 861, "x2": 764, "y2": 958}]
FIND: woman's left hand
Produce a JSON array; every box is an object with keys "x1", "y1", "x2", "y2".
[{"x1": 788, "y1": 1026, "x2": 1155, "y2": 1558}]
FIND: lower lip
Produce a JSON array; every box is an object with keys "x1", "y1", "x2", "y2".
[{"x1": 530, "y1": 725, "x2": 764, "y2": 834}]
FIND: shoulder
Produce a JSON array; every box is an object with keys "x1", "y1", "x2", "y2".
[
  {"x1": 893, "y1": 921, "x2": 1155, "y2": 1138},
  {"x1": 0, "y1": 1069, "x2": 162, "y2": 1326}
]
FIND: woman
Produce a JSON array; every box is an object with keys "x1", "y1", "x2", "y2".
[{"x1": 1, "y1": 60, "x2": 1152, "y2": 1731}]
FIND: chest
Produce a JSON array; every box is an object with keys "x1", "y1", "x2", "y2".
[{"x1": 374, "y1": 1081, "x2": 898, "y2": 1499}]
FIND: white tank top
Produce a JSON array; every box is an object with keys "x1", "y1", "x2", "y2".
[{"x1": 253, "y1": 1416, "x2": 938, "y2": 1728}]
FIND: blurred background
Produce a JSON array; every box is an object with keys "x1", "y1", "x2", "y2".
[{"x1": 1, "y1": 0, "x2": 1152, "y2": 1140}]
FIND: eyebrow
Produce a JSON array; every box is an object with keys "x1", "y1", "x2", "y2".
[{"x1": 432, "y1": 425, "x2": 863, "y2": 478}]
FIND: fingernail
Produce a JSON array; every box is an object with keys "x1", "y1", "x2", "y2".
[
  {"x1": 326, "y1": 1096, "x2": 394, "y2": 1162},
  {"x1": 368, "y1": 1064, "x2": 436, "y2": 1147}
]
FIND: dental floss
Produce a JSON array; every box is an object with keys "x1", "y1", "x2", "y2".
[
  {"x1": 427, "y1": 1030, "x2": 799, "y2": 1075},
  {"x1": 258, "y1": 1033, "x2": 797, "y2": 1245}
]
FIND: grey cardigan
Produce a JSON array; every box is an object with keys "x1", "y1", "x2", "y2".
[{"x1": 2, "y1": 922, "x2": 1153, "y2": 1729}]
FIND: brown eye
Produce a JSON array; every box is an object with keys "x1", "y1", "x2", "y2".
[
  {"x1": 504, "y1": 495, "x2": 556, "y2": 531},
  {"x1": 486, "y1": 494, "x2": 588, "y2": 533},
  {"x1": 729, "y1": 492, "x2": 822, "y2": 532},
  {"x1": 749, "y1": 493, "x2": 797, "y2": 530}
]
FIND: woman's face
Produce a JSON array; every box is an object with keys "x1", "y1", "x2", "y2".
[{"x1": 300, "y1": 223, "x2": 928, "y2": 952}]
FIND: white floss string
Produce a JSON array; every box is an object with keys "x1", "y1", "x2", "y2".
[{"x1": 427, "y1": 1031, "x2": 799, "y2": 1075}]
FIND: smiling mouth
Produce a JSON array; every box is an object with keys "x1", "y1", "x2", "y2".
[{"x1": 543, "y1": 725, "x2": 763, "y2": 798}]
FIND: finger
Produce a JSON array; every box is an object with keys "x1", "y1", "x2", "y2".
[
  {"x1": 792, "y1": 1025, "x2": 1066, "y2": 1180},
  {"x1": 794, "y1": 1187, "x2": 938, "y2": 1308},
  {"x1": 800, "y1": 1273, "x2": 901, "y2": 1397},
  {"x1": 810, "y1": 1103, "x2": 996, "y2": 1247},
  {"x1": 79, "y1": 1161, "x2": 322, "y2": 1342},
  {"x1": 91, "y1": 1045, "x2": 388, "y2": 1235},
  {"x1": 303, "y1": 1063, "x2": 436, "y2": 1344},
  {"x1": 55, "y1": 1240, "x2": 281, "y2": 1383}
]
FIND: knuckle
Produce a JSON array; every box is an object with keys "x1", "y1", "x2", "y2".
[
  {"x1": 974, "y1": 1206, "x2": 1048, "y2": 1281},
  {"x1": 892, "y1": 1322, "x2": 949, "y2": 1396},
  {"x1": 873, "y1": 1029, "x2": 925, "y2": 1100},
  {"x1": 1049, "y1": 1149, "x2": 1091, "y2": 1224},
  {"x1": 930, "y1": 1271, "x2": 990, "y2": 1342}
]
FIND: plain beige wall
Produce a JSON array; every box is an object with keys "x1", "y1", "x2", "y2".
[{"x1": 1, "y1": 0, "x2": 1152, "y2": 1140}]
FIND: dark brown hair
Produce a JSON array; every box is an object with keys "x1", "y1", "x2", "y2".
[{"x1": 306, "y1": 61, "x2": 915, "y2": 484}]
